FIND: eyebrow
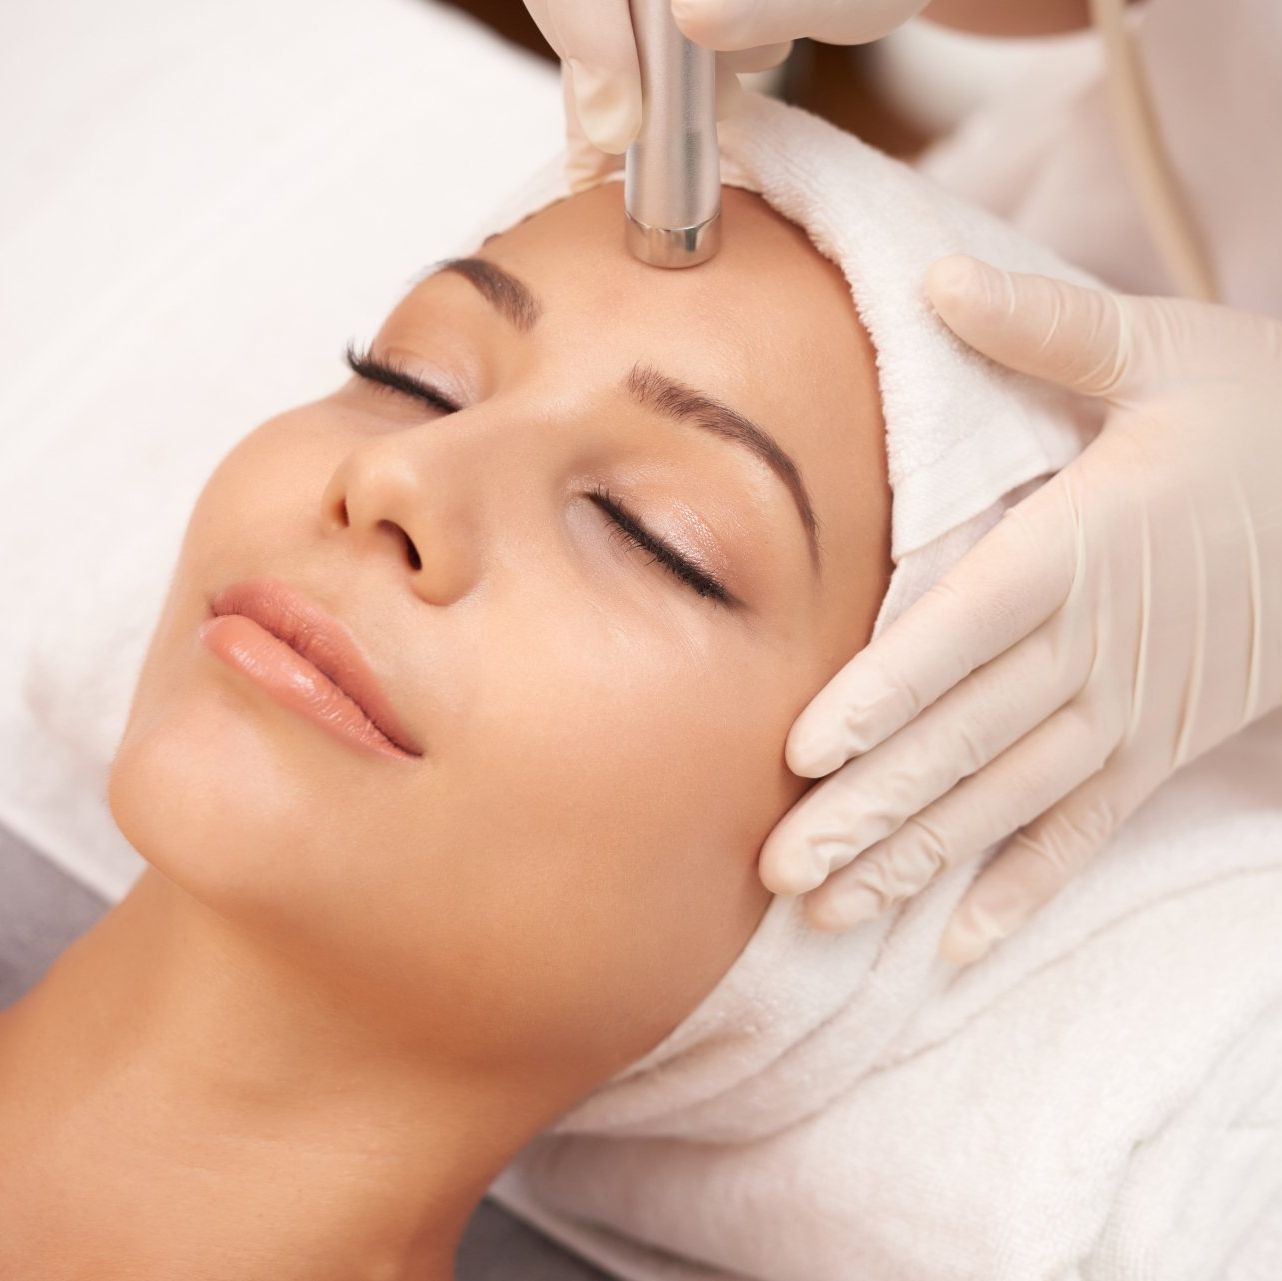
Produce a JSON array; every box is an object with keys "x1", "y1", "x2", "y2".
[
  {"x1": 431, "y1": 256, "x2": 821, "y2": 570},
  {"x1": 625, "y1": 364, "x2": 822, "y2": 571},
  {"x1": 435, "y1": 257, "x2": 541, "y2": 332}
]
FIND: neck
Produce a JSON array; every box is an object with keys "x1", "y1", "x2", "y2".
[{"x1": 0, "y1": 869, "x2": 577, "y2": 1281}]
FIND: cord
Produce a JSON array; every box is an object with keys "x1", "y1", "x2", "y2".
[{"x1": 1088, "y1": 0, "x2": 1218, "y2": 302}]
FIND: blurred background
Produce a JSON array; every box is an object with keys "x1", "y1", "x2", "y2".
[
  {"x1": 431, "y1": 0, "x2": 1104, "y2": 161},
  {"x1": 435, "y1": 0, "x2": 931, "y2": 155}
]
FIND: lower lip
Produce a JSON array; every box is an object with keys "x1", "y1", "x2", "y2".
[{"x1": 198, "y1": 614, "x2": 415, "y2": 761}]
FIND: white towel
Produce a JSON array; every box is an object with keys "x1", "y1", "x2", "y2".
[{"x1": 480, "y1": 94, "x2": 1282, "y2": 1281}]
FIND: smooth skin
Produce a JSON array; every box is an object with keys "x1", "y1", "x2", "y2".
[{"x1": 0, "y1": 182, "x2": 891, "y2": 1281}]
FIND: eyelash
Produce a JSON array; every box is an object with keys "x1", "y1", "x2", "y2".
[
  {"x1": 586, "y1": 484, "x2": 732, "y2": 607},
  {"x1": 345, "y1": 341, "x2": 460, "y2": 413},
  {"x1": 344, "y1": 342, "x2": 734, "y2": 608}
]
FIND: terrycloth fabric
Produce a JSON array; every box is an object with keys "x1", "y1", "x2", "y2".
[{"x1": 483, "y1": 94, "x2": 1282, "y2": 1281}]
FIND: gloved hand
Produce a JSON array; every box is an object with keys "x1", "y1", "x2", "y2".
[
  {"x1": 523, "y1": 0, "x2": 930, "y2": 188},
  {"x1": 759, "y1": 256, "x2": 1282, "y2": 967}
]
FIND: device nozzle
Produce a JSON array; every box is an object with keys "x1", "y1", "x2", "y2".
[
  {"x1": 624, "y1": 0, "x2": 721, "y2": 269},
  {"x1": 624, "y1": 210, "x2": 721, "y2": 268}
]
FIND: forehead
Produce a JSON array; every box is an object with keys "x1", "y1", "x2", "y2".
[
  {"x1": 477, "y1": 183, "x2": 862, "y2": 391},
  {"x1": 471, "y1": 184, "x2": 881, "y2": 526}
]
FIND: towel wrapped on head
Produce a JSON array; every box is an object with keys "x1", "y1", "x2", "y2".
[{"x1": 480, "y1": 94, "x2": 1282, "y2": 1281}]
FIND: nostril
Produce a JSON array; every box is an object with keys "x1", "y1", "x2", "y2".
[
  {"x1": 377, "y1": 518, "x2": 421, "y2": 571},
  {"x1": 335, "y1": 497, "x2": 350, "y2": 529}
]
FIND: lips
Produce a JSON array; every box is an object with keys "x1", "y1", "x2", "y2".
[{"x1": 200, "y1": 577, "x2": 423, "y2": 759}]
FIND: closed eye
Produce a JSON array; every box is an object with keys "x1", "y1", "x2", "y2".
[
  {"x1": 343, "y1": 342, "x2": 736, "y2": 610},
  {"x1": 345, "y1": 342, "x2": 461, "y2": 415},
  {"x1": 588, "y1": 485, "x2": 735, "y2": 608}
]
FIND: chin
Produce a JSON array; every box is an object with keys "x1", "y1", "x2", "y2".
[{"x1": 107, "y1": 670, "x2": 342, "y2": 934}]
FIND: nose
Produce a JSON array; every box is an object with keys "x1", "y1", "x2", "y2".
[{"x1": 320, "y1": 434, "x2": 482, "y2": 606}]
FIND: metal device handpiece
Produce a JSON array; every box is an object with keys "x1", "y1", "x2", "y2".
[{"x1": 624, "y1": 0, "x2": 721, "y2": 268}]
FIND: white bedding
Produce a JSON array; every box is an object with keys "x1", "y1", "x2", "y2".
[{"x1": 0, "y1": 0, "x2": 561, "y2": 897}]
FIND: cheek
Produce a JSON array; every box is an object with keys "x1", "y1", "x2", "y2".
[
  {"x1": 456, "y1": 595, "x2": 806, "y2": 856},
  {"x1": 179, "y1": 415, "x2": 342, "y2": 584},
  {"x1": 375, "y1": 598, "x2": 810, "y2": 1071},
  {"x1": 110, "y1": 411, "x2": 379, "y2": 944}
]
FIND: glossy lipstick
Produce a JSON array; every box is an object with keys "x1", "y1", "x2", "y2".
[{"x1": 199, "y1": 578, "x2": 422, "y2": 760}]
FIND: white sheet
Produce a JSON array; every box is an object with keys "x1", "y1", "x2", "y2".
[{"x1": 0, "y1": 0, "x2": 562, "y2": 898}]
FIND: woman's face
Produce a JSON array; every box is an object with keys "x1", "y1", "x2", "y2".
[{"x1": 109, "y1": 182, "x2": 891, "y2": 1087}]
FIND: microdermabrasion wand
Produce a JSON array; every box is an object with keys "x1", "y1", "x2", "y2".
[{"x1": 625, "y1": 0, "x2": 721, "y2": 268}]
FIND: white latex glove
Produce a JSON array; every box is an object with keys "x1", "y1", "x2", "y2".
[
  {"x1": 523, "y1": 0, "x2": 929, "y2": 188},
  {"x1": 759, "y1": 255, "x2": 1282, "y2": 967}
]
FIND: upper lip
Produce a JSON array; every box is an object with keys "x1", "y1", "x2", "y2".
[{"x1": 208, "y1": 577, "x2": 423, "y2": 757}]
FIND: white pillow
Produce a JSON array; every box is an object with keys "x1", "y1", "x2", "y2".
[{"x1": 0, "y1": 0, "x2": 561, "y2": 900}]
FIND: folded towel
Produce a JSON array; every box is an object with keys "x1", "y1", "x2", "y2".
[{"x1": 481, "y1": 94, "x2": 1282, "y2": 1281}]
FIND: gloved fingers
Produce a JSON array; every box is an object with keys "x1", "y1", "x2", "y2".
[
  {"x1": 785, "y1": 476, "x2": 1077, "y2": 779},
  {"x1": 530, "y1": 0, "x2": 642, "y2": 153},
  {"x1": 759, "y1": 614, "x2": 1088, "y2": 895},
  {"x1": 717, "y1": 41, "x2": 793, "y2": 72},
  {"x1": 561, "y1": 66, "x2": 627, "y2": 191},
  {"x1": 924, "y1": 254, "x2": 1165, "y2": 400},
  {"x1": 937, "y1": 763, "x2": 1154, "y2": 965},
  {"x1": 801, "y1": 694, "x2": 1120, "y2": 931},
  {"x1": 713, "y1": 58, "x2": 746, "y2": 120},
  {"x1": 672, "y1": 0, "x2": 930, "y2": 51},
  {"x1": 713, "y1": 49, "x2": 792, "y2": 124},
  {"x1": 926, "y1": 255, "x2": 1282, "y2": 396},
  {"x1": 560, "y1": 56, "x2": 761, "y2": 186}
]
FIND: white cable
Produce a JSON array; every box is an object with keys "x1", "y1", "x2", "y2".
[{"x1": 1088, "y1": 0, "x2": 1219, "y2": 302}]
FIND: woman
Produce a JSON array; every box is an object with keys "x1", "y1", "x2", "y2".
[
  {"x1": 0, "y1": 178, "x2": 892, "y2": 1281},
  {"x1": 4, "y1": 82, "x2": 1278, "y2": 1276}
]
